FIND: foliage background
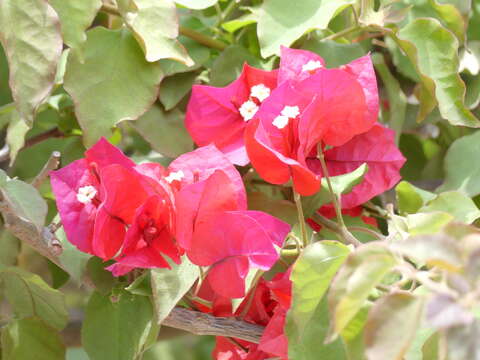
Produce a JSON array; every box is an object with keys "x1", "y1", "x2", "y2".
[{"x1": 1, "y1": 0, "x2": 480, "y2": 359}]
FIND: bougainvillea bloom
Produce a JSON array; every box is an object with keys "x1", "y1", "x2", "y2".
[
  {"x1": 245, "y1": 68, "x2": 371, "y2": 195},
  {"x1": 50, "y1": 138, "x2": 135, "y2": 256},
  {"x1": 176, "y1": 170, "x2": 290, "y2": 298},
  {"x1": 185, "y1": 64, "x2": 278, "y2": 166}
]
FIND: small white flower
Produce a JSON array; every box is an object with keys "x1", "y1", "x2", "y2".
[
  {"x1": 281, "y1": 105, "x2": 300, "y2": 119},
  {"x1": 250, "y1": 84, "x2": 271, "y2": 102},
  {"x1": 76, "y1": 185, "x2": 97, "y2": 204},
  {"x1": 239, "y1": 100, "x2": 259, "y2": 121},
  {"x1": 165, "y1": 170, "x2": 185, "y2": 183},
  {"x1": 272, "y1": 115, "x2": 290, "y2": 129},
  {"x1": 301, "y1": 60, "x2": 323, "y2": 73}
]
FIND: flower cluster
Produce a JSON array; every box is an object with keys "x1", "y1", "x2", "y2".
[
  {"x1": 186, "y1": 47, "x2": 405, "y2": 205},
  {"x1": 50, "y1": 139, "x2": 290, "y2": 298},
  {"x1": 50, "y1": 47, "x2": 406, "y2": 360}
]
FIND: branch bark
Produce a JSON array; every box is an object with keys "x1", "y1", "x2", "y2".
[{"x1": 0, "y1": 191, "x2": 264, "y2": 344}]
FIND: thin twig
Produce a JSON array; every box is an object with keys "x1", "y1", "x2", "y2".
[
  {"x1": 293, "y1": 191, "x2": 308, "y2": 247},
  {"x1": 322, "y1": 25, "x2": 361, "y2": 41},
  {"x1": 31, "y1": 151, "x2": 61, "y2": 189},
  {"x1": 24, "y1": 128, "x2": 63, "y2": 149},
  {"x1": 312, "y1": 213, "x2": 361, "y2": 247},
  {"x1": 348, "y1": 226, "x2": 385, "y2": 241}
]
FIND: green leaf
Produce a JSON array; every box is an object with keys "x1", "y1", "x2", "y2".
[
  {"x1": 428, "y1": 0, "x2": 466, "y2": 44},
  {"x1": 302, "y1": 39, "x2": 366, "y2": 68},
  {"x1": 131, "y1": 104, "x2": 193, "y2": 158},
  {"x1": 159, "y1": 38, "x2": 210, "y2": 77},
  {"x1": 256, "y1": 0, "x2": 355, "y2": 57},
  {"x1": 247, "y1": 191, "x2": 297, "y2": 225},
  {"x1": 372, "y1": 53, "x2": 406, "y2": 144},
  {"x1": 0, "y1": 177, "x2": 47, "y2": 231},
  {"x1": 1, "y1": 317, "x2": 66, "y2": 360},
  {"x1": 406, "y1": 212, "x2": 454, "y2": 235},
  {"x1": 159, "y1": 71, "x2": 197, "y2": 110},
  {"x1": 289, "y1": 297, "x2": 347, "y2": 360},
  {"x1": 86, "y1": 257, "x2": 115, "y2": 295},
  {"x1": 391, "y1": 233, "x2": 462, "y2": 272},
  {"x1": 6, "y1": 108, "x2": 30, "y2": 165},
  {"x1": 55, "y1": 219, "x2": 90, "y2": 284},
  {"x1": 437, "y1": 130, "x2": 480, "y2": 197},
  {"x1": 64, "y1": 27, "x2": 163, "y2": 147},
  {"x1": 286, "y1": 241, "x2": 350, "y2": 360},
  {"x1": 0, "y1": 267, "x2": 68, "y2": 330},
  {"x1": 174, "y1": 0, "x2": 218, "y2": 10},
  {"x1": 118, "y1": 0, "x2": 193, "y2": 64},
  {"x1": 49, "y1": 0, "x2": 102, "y2": 53},
  {"x1": 302, "y1": 163, "x2": 368, "y2": 217},
  {"x1": 0, "y1": 229, "x2": 20, "y2": 268},
  {"x1": 365, "y1": 292, "x2": 424, "y2": 360},
  {"x1": 395, "y1": 181, "x2": 435, "y2": 215},
  {"x1": 420, "y1": 191, "x2": 480, "y2": 224},
  {"x1": 396, "y1": 18, "x2": 479, "y2": 127},
  {"x1": 328, "y1": 243, "x2": 396, "y2": 339},
  {"x1": 209, "y1": 45, "x2": 262, "y2": 87},
  {"x1": 0, "y1": 0, "x2": 62, "y2": 125},
  {"x1": 341, "y1": 305, "x2": 370, "y2": 360},
  {"x1": 82, "y1": 291, "x2": 154, "y2": 360},
  {"x1": 222, "y1": 13, "x2": 258, "y2": 33},
  {"x1": 151, "y1": 257, "x2": 199, "y2": 324}
]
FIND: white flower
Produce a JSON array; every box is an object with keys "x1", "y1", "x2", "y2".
[
  {"x1": 281, "y1": 105, "x2": 300, "y2": 119},
  {"x1": 301, "y1": 60, "x2": 323, "y2": 73},
  {"x1": 239, "y1": 100, "x2": 259, "y2": 121},
  {"x1": 165, "y1": 170, "x2": 185, "y2": 183},
  {"x1": 76, "y1": 185, "x2": 97, "y2": 204},
  {"x1": 272, "y1": 115, "x2": 290, "y2": 129},
  {"x1": 250, "y1": 84, "x2": 271, "y2": 102}
]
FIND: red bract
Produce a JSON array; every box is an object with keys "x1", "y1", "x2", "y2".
[
  {"x1": 176, "y1": 169, "x2": 289, "y2": 298},
  {"x1": 50, "y1": 138, "x2": 134, "y2": 255},
  {"x1": 185, "y1": 64, "x2": 278, "y2": 166},
  {"x1": 211, "y1": 271, "x2": 292, "y2": 360},
  {"x1": 307, "y1": 124, "x2": 406, "y2": 208}
]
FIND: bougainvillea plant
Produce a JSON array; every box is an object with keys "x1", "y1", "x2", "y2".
[{"x1": 1, "y1": 0, "x2": 480, "y2": 359}]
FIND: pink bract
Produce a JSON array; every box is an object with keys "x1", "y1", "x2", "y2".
[
  {"x1": 185, "y1": 64, "x2": 278, "y2": 166},
  {"x1": 307, "y1": 124, "x2": 406, "y2": 208}
]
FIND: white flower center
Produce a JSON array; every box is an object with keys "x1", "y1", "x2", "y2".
[
  {"x1": 301, "y1": 60, "x2": 323, "y2": 73},
  {"x1": 76, "y1": 185, "x2": 97, "y2": 204},
  {"x1": 272, "y1": 115, "x2": 290, "y2": 129},
  {"x1": 250, "y1": 84, "x2": 271, "y2": 102},
  {"x1": 272, "y1": 105, "x2": 300, "y2": 129},
  {"x1": 281, "y1": 105, "x2": 300, "y2": 118},
  {"x1": 239, "y1": 100, "x2": 259, "y2": 121},
  {"x1": 165, "y1": 170, "x2": 185, "y2": 183}
]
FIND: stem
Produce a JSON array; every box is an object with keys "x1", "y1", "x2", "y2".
[
  {"x1": 312, "y1": 213, "x2": 361, "y2": 247},
  {"x1": 347, "y1": 226, "x2": 385, "y2": 241},
  {"x1": 239, "y1": 270, "x2": 264, "y2": 319},
  {"x1": 179, "y1": 26, "x2": 227, "y2": 51},
  {"x1": 31, "y1": 151, "x2": 61, "y2": 189},
  {"x1": 323, "y1": 25, "x2": 361, "y2": 41},
  {"x1": 101, "y1": 3, "x2": 120, "y2": 16},
  {"x1": 223, "y1": 0, "x2": 241, "y2": 22},
  {"x1": 317, "y1": 144, "x2": 346, "y2": 229},
  {"x1": 100, "y1": 4, "x2": 228, "y2": 51},
  {"x1": 293, "y1": 190, "x2": 308, "y2": 247}
]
